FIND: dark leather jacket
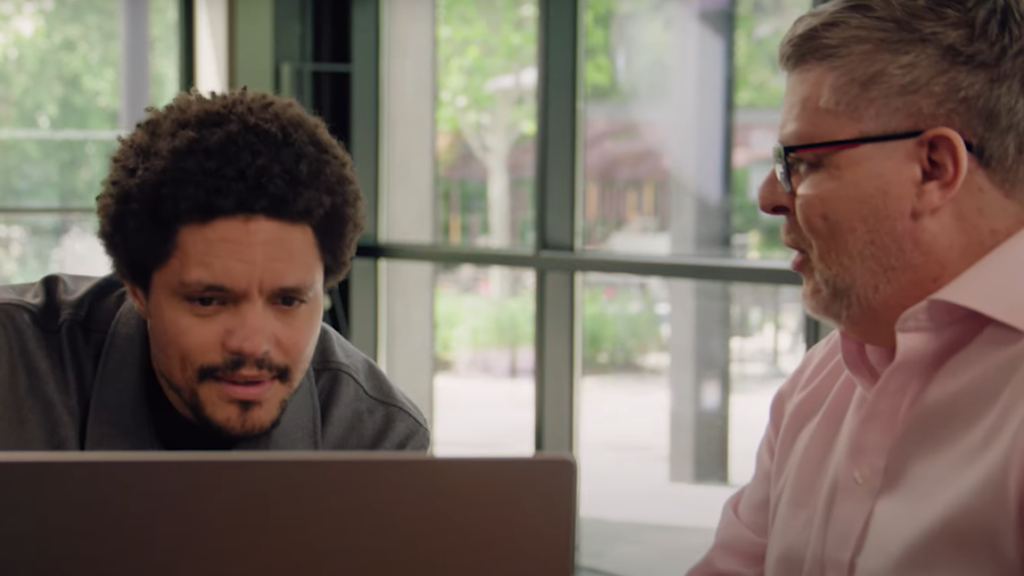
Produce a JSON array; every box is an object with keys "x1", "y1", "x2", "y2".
[{"x1": 0, "y1": 274, "x2": 429, "y2": 450}]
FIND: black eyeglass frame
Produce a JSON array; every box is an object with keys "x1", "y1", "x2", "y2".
[{"x1": 772, "y1": 130, "x2": 976, "y2": 193}]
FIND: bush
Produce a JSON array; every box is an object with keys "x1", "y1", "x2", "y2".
[
  {"x1": 435, "y1": 283, "x2": 663, "y2": 374},
  {"x1": 581, "y1": 284, "x2": 663, "y2": 373},
  {"x1": 435, "y1": 289, "x2": 534, "y2": 365}
]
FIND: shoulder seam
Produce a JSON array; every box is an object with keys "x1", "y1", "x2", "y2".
[{"x1": 312, "y1": 361, "x2": 429, "y2": 431}]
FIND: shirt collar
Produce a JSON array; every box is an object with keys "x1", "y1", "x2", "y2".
[
  {"x1": 85, "y1": 299, "x2": 321, "y2": 450},
  {"x1": 840, "y1": 332, "x2": 895, "y2": 389},
  {"x1": 927, "y1": 227, "x2": 1024, "y2": 334}
]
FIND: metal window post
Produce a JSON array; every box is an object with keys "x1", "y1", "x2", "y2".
[
  {"x1": 180, "y1": 0, "x2": 195, "y2": 90},
  {"x1": 347, "y1": 0, "x2": 382, "y2": 359},
  {"x1": 535, "y1": 0, "x2": 580, "y2": 454},
  {"x1": 119, "y1": 0, "x2": 151, "y2": 129}
]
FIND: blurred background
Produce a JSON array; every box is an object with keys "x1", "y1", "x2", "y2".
[{"x1": 0, "y1": 0, "x2": 829, "y2": 573}]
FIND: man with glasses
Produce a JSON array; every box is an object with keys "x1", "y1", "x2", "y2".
[{"x1": 690, "y1": 1, "x2": 1024, "y2": 574}]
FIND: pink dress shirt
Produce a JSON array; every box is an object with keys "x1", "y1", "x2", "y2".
[{"x1": 689, "y1": 229, "x2": 1024, "y2": 575}]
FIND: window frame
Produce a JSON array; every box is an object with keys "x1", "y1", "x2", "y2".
[
  {"x1": 0, "y1": 0, "x2": 195, "y2": 282},
  {"x1": 346, "y1": 0, "x2": 822, "y2": 454}
]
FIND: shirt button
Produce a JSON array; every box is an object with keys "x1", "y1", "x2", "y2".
[{"x1": 854, "y1": 469, "x2": 866, "y2": 485}]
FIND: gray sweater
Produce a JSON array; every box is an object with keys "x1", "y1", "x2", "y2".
[{"x1": 0, "y1": 274, "x2": 429, "y2": 451}]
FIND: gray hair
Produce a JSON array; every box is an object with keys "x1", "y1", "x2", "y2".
[{"x1": 780, "y1": 0, "x2": 1024, "y2": 193}]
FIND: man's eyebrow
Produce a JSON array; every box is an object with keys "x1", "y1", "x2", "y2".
[
  {"x1": 176, "y1": 282, "x2": 317, "y2": 296},
  {"x1": 177, "y1": 282, "x2": 233, "y2": 294},
  {"x1": 271, "y1": 284, "x2": 316, "y2": 297}
]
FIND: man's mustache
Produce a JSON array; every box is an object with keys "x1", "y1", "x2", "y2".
[{"x1": 196, "y1": 355, "x2": 291, "y2": 384}]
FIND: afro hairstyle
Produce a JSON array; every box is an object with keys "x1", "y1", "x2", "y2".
[{"x1": 96, "y1": 88, "x2": 364, "y2": 292}]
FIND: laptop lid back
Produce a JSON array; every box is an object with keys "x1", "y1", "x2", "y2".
[{"x1": 0, "y1": 452, "x2": 576, "y2": 576}]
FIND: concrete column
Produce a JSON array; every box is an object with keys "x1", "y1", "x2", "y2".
[
  {"x1": 119, "y1": 0, "x2": 151, "y2": 129},
  {"x1": 377, "y1": 0, "x2": 437, "y2": 425},
  {"x1": 194, "y1": 0, "x2": 229, "y2": 94},
  {"x1": 666, "y1": 0, "x2": 733, "y2": 483}
]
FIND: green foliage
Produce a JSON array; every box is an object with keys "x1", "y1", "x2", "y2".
[
  {"x1": 581, "y1": 283, "x2": 662, "y2": 372},
  {"x1": 434, "y1": 282, "x2": 664, "y2": 374},
  {"x1": 436, "y1": 0, "x2": 811, "y2": 258},
  {"x1": 581, "y1": 0, "x2": 619, "y2": 100},
  {"x1": 731, "y1": 166, "x2": 786, "y2": 259},
  {"x1": 149, "y1": 0, "x2": 182, "y2": 108},
  {"x1": 1, "y1": 0, "x2": 118, "y2": 209},
  {"x1": 0, "y1": 0, "x2": 180, "y2": 283},
  {"x1": 435, "y1": 0, "x2": 540, "y2": 137},
  {"x1": 435, "y1": 287, "x2": 535, "y2": 363},
  {"x1": 436, "y1": 0, "x2": 621, "y2": 140},
  {"x1": 732, "y1": 0, "x2": 809, "y2": 109},
  {"x1": 435, "y1": 0, "x2": 808, "y2": 114},
  {"x1": 729, "y1": 0, "x2": 810, "y2": 260}
]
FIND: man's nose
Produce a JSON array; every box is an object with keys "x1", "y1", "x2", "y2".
[
  {"x1": 757, "y1": 169, "x2": 794, "y2": 216},
  {"x1": 223, "y1": 304, "x2": 273, "y2": 359}
]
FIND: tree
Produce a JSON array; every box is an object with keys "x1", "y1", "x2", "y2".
[
  {"x1": 0, "y1": 0, "x2": 180, "y2": 283},
  {"x1": 436, "y1": 0, "x2": 810, "y2": 266},
  {"x1": 436, "y1": 0, "x2": 618, "y2": 297},
  {"x1": 731, "y1": 0, "x2": 809, "y2": 259},
  {"x1": 732, "y1": 0, "x2": 809, "y2": 109},
  {"x1": 436, "y1": 0, "x2": 539, "y2": 260}
]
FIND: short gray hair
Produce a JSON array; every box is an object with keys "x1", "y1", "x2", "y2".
[{"x1": 780, "y1": 0, "x2": 1024, "y2": 193}]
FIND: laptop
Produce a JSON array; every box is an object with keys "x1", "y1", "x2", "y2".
[{"x1": 0, "y1": 452, "x2": 576, "y2": 576}]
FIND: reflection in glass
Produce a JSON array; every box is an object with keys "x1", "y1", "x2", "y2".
[{"x1": 580, "y1": 0, "x2": 806, "y2": 261}]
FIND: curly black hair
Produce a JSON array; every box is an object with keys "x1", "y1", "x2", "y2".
[{"x1": 96, "y1": 88, "x2": 364, "y2": 292}]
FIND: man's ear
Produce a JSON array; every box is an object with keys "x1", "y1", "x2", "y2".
[
  {"x1": 913, "y1": 127, "x2": 971, "y2": 218},
  {"x1": 123, "y1": 281, "x2": 150, "y2": 320}
]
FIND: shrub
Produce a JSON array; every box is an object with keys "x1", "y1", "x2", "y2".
[
  {"x1": 434, "y1": 282, "x2": 663, "y2": 374},
  {"x1": 581, "y1": 284, "x2": 663, "y2": 373}
]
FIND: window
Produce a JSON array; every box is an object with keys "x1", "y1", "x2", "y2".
[
  {"x1": 0, "y1": 0, "x2": 184, "y2": 284},
  {"x1": 331, "y1": 0, "x2": 820, "y2": 573},
  {"x1": 579, "y1": 0, "x2": 806, "y2": 261},
  {"x1": 576, "y1": 275, "x2": 804, "y2": 572},
  {"x1": 371, "y1": 0, "x2": 541, "y2": 456},
  {"x1": 434, "y1": 0, "x2": 539, "y2": 251},
  {"x1": 431, "y1": 263, "x2": 536, "y2": 456}
]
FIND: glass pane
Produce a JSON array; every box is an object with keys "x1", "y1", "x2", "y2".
[
  {"x1": 379, "y1": 260, "x2": 535, "y2": 456},
  {"x1": 0, "y1": 0, "x2": 181, "y2": 209},
  {"x1": 579, "y1": 0, "x2": 807, "y2": 260},
  {"x1": 576, "y1": 273, "x2": 805, "y2": 575},
  {"x1": 0, "y1": 139, "x2": 119, "y2": 207},
  {"x1": 0, "y1": 213, "x2": 111, "y2": 285},
  {"x1": 150, "y1": 0, "x2": 183, "y2": 108},
  {"x1": 381, "y1": 0, "x2": 538, "y2": 249}
]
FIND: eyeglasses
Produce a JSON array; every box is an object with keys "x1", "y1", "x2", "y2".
[{"x1": 772, "y1": 130, "x2": 976, "y2": 193}]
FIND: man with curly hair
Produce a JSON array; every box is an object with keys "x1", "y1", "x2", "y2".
[{"x1": 0, "y1": 89, "x2": 430, "y2": 451}]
